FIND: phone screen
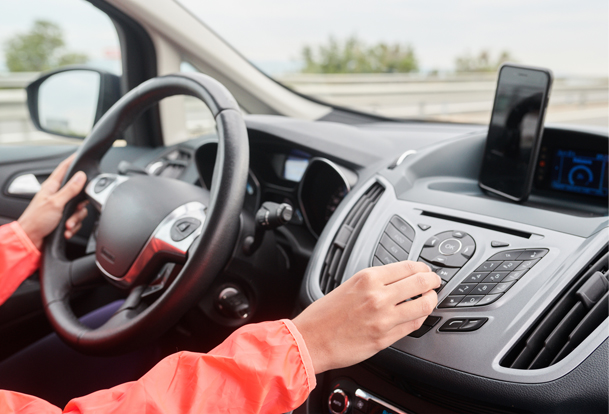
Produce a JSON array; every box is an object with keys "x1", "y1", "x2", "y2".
[{"x1": 479, "y1": 65, "x2": 552, "y2": 201}]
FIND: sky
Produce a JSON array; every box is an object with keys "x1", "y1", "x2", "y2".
[
  {"x1": 178, "y1": 0, "x2": 609, "y2": 77},
  {"x1": 0, "y1": 0, "x2": 607, "y2": 77}
]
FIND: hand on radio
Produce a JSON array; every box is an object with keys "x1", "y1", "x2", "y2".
[{"x1": 293, "y1": 260, "x2": 440, "y2": 374}]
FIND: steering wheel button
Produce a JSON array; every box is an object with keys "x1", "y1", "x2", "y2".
[
  {"x1": 438, "y1": 295, "x2": 464, "y2": 308},
  {"x1": 456, "y1": 295, "x2": 483, "y2": 307},
  {"x1": 483, "y1": 271, "x2": 509, "y2": 283},
  {"x1": 518, "y1": 249, "x2": 549, "y2": 260},
  {"x1": 475, "y1": 261, "x2": 501, "y2": 272},
  {"x1": 94, "y1": 176, "x2": 115, "y2": 193},
  {"x1": 491, "y1": 240, "x2": 510, "y2": 248},
  {"x1": 170, "y1": 218, "x2": 201, "y2": 242},
  {"x1": 424, "y1": 237, "x2": 439, "y2": 248},
  {"x1": 464, "y1": 272, "x2": 488, "y2": 283},
  {"x1": 452, "y1": 231, "x2": 465, "y2": 238},
  {"x1": 418, "y1": 223, "x2": 431, "y2": 231},
  {"x1": 439, "y1": 239, "x2": 462, "y2": 256},
  {"x1": 372, "y1": 257, "x2": 383, "y2": 267}
]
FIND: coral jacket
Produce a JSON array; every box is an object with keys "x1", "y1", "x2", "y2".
[{"x1": 0, "y1": 222, "x2": 316, "y2": 413}]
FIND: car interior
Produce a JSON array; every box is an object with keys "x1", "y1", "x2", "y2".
[{"x1": 0, "y1": 0, "x2": 607, "y2": 413}]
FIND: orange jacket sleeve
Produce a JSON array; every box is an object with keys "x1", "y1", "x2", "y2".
[
  {"x1": 0, "y1": 222, "x2": 41, "y2": 305},
  {"x1": 0, "y1": 319, "x2": 317, "y2": 414}
]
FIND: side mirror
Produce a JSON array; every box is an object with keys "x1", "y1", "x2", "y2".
[{"x1": 26, "y1": 67, "x2": 121, "y2": 139}]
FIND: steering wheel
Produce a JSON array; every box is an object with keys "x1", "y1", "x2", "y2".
[{"x1": 41, "y1": 73, "x2": 249, "y2": 355}]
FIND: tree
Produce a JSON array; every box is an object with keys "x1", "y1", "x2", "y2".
[
  {"x1": 454, "y1": 49, "x2": 515, "y2": 73},
  {"x1": 4, "y1": 20, "x2": 88, "y2": 72},
  {"x1": 301, "y1": 36, "x2": 418, "y2": 74}
]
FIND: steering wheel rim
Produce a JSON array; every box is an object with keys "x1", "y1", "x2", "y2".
[{"x1": 41, "y1": 73, "x2": 249, "y2": 355}]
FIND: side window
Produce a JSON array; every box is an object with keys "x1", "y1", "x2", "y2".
[
  {"x1": 0, "y1": 0, "x2": 121, "y2": 146},
  {"x1": 180, "y1": 61, "x2": 216, "y2": 141}
]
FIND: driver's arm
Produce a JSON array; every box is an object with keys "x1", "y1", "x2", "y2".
[
  {"x1": 0, "y1": 261, "x2": 439, "y2": 414},
  {"x1": 0, "y1": 155, "x2": 87, "y2": 305}
]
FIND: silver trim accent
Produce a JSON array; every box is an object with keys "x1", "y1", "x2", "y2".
[
  {"x1": 355, "y1": 388, "x2": 408, "y2": 414},
  {"x1": 7, "y1": 173, "x2": 41, "y2": 195},
  {"x1": 298, "y1": 157, "x2": 357, "y2": 237},
  {"x1": 96, "y1": 201, "x2": 207, "y2": 288},
  {"x1": 389, "y1": 149, "x2": 417, "y2": 169},
  {"x1": 85, "y1": 173, "x2": 129, "y2": 212}
]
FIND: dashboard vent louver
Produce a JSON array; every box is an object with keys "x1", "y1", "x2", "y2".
[
  {"x1": 319, "y1": 182, "x2": 385, "y2": 294},
  {"x1": 501, "y1": 247, "x2": 608, "y2": 370}
]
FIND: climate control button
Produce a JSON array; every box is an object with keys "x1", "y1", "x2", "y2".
[{"x1": 328, "y1": 389, "x2": 350, "y2": 414}]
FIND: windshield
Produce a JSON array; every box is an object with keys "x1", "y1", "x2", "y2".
[{"x1": 178, "y1": 0, "x2": 608, "y2": 128}]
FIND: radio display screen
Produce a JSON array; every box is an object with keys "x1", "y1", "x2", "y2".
[{"x1": 550, "y1": 149, "x2": 608, "y2": 197}]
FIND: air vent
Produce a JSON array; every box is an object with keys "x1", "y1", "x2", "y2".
[
  {"x1": 501, "y1": 247, "x2": 608, "y2": 369},
  {"x1": 319, "y1": 182, "x2": 385, "y2": 294},
  {"x1": 146, "y1": 149, "x2": 191, "y2": 179}
]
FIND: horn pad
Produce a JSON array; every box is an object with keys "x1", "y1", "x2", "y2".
[{"x1": 95, "y1": 175, "x2": 209, "y2": 278}]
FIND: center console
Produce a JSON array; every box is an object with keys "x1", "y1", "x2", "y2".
[{"x1": 300, "y1": 128, "x2": 608, "y2": 413}]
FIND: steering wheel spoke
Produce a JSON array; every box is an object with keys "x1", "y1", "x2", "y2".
[
  {"x1": 69, "y1": 254, "x2": 104, "y2": 289},
  {"x1": 97, "y1": 201, "x2": 206, "y2": 289},
  {"x1": 85, "y1": 173, "x2": 129, "y2": 212}
]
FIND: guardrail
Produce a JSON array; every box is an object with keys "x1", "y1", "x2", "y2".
[{"x1": 1, "y1": 72, "x2": 607, "y2": 145}]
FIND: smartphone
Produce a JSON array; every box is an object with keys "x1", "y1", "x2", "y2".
[{"x1": 479, "y1": 64, "x2": 553, "y2": 202}]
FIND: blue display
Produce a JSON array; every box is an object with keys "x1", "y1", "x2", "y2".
[{"x1": 550, "y1": 149, "x2": 608, "y2": 197}]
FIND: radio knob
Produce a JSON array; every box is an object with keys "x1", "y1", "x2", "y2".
[{"x1": 328, "y1": 389, "x2": 350, "y2": 414}]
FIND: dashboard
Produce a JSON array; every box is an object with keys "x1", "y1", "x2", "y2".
[{"x1": 108, "y1": 115, "x2": 606, "y2": 413}]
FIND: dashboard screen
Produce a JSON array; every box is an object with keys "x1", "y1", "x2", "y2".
[
  {"x1": 550, "y1": 149, "x2": 608, "y2": 197},
  {"x1": 283, "y1": 155, "x2": 309, "y2": 182}
]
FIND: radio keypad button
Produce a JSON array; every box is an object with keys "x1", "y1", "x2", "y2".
[
  {"x1": 438, "y1": 295, "x2": 464, "y2": 308},
  {"x1": 518, "y1": 249, "x2": 548, "y2": 260},
  {"x1": 475, "y1": 261, "x2": 501, "y2": 272},
  {"x1": 454, "y1": 283, "x2": 476, "y2": 295},
  {"x1": 380, "y1": 233, "x2": 409, "y2": 262},
  {"x1": 472, "y1": 283, "x2": 496, "y2": 295},
  {"x1": 456, "y1": 295, "x2": 483, "y2": 307},
  {"x1": 483, "y1": 271, "x2": 509, "y2": 283},
  {"x1": 464, "y1": 272, "x2": 488, "y2": 283},
  {"x1": 490, "y1": 280, "x2": 516, "y2": 294},
  {"x1": 488, "y1": 250, "x2": 525, "y2": 261}
]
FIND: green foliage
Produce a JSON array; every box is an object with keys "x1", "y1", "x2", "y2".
[
  {"x1": 455, "y1": 50, "x2": 514, "y2": 72},
  {"x1": 301, "y1": 36, "x2": 418, "y2": 74},
  {"x1": 4, "y1": 20, "x2": 88, "y2": 72}
]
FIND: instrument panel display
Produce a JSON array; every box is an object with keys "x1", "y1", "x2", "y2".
[{"x1": 550, "y1": 150, "x2": 608, "y2": 197}]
